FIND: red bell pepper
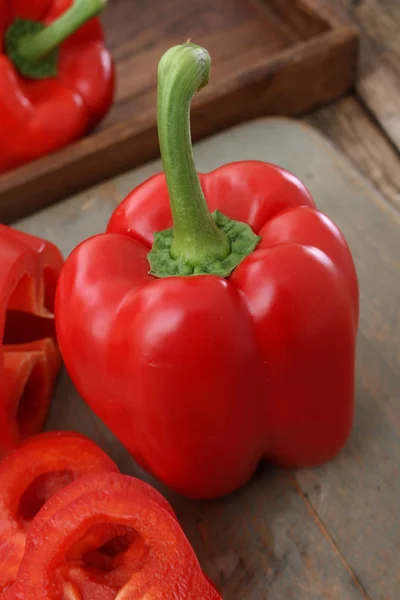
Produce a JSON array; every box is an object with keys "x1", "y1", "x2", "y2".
[
  {"x1": 3, "y1": 471, "x2": 221, "y2": 599},
  {"x1": 0, "y1": 431, "x2": 119, "y2": 593},
  {"x1": 0, "y1": 0, "x2": 114, "y2": 174},
  {"x1": 0, "y1": 225, "x2": 64, "y2": 456},
  {"x1": 55, "y1": 43, "x2": 359, "y2": 499}
]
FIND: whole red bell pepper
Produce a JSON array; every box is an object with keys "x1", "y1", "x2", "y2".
[
  {"x1": 0, "y1": 431, "x2": 119, "y2": 593},
  {"x1": 0, "y1": 225, "x2": 64, "y2": 456},
  {"x1": 55, "y1": 42, "x2": 359, "y2": 500},
  {"x1": 3, "y1": 471, "x2": 221, "y2": 599},
  {"x1": 0, "y1": 0, "x2": 114, "y2": 174}
]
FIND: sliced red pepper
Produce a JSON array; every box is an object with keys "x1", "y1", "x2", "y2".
[
  {"x1": 3, "y1": 472, "x2": 221, "y2": 599},
  {"x1": 0, "y1": 0, "x2": 114, "y2": 173},
  {"x1": 0, "y1": 225, "x2": 64, "y2": 456},
  {"x1": 0, "y1": 431, "x2": 119, "y2": 593}
]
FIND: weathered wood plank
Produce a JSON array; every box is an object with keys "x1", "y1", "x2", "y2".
[
  {"x1": 307, "y1": 95, "x2": 400, "y2": 212},
  {"x1": 16, "y1": 117, "x2": 400, "y2": 599},
  {"x1": 333, "y1": 0, "x2": 400, "y2": 151}
]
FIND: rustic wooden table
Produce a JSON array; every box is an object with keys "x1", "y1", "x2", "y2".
[
  {"x1": 11, "y1": 1, "x2": 400, "y2": 599},
  {"x1": 308, "y1": 0, "x2": 400, "y2": 211},
  {"x1": 303, "y1": 3, "x2": 400, "y2": 598},
  {"x1": 18, "y1": 114, "x2": 399, "y2": 600}
]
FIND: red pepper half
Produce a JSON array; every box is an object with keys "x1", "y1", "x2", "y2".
[
  {"x1": 3, "y1": 472, "x2": 221, "y2": 599},
  {"x1": 0, "y1": 225, "x2": 64, "y2": 456},
  {"x1": 0, "y1": 0, "x2": 114, "y2": 174},
  {"x1": 55, "y1": 43, "x2": 359, "y2": 499},
  {"x1": 0, "y1": 431, "x2": 119, "y2": 593}
]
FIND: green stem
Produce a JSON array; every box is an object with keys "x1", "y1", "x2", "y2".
[
  {"x1": 157, "y1": 43, "x2": 231, "y2": 267},
  {"x1": 18, "y1": 0, "x2": 106, "y2": 62}
]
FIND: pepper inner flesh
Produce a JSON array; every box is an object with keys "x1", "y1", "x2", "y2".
[
  {"x1": 18, "y1": 470, "x2": 75, "y2": 525},
  {"x1": 61, "y1": 524, "x2": 149, "y2": 597},
  {"x1": 3, "y1": 310, "x2": 56, "y2": 345},
  {"x1": 4, "y1": 268, "x2": 58, "y2": 346},
  {"x1": 15, "y1": 362, "x2": 48, "y2": 440},
  {"x1": 3, "y1": 271, "x2": 59, "y2": 440}
]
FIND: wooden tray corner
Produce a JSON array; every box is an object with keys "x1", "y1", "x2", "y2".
[{"x1": 0, "y1": 0, "x2": 359, "y2": 224}]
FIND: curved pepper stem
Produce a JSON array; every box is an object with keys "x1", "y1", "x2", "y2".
[
  {"x1": 5, "y1": 0, "x2": 107, "y2": 79},
  {"x1": 148, "y1": 42, "x2": 260, "y2": 278},
  {"x1": 157, "y1": 43, "x2": 231, "y2": 268}
]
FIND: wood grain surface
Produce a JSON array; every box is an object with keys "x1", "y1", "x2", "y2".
[
  {"x1": 305, "y1": 0, "x2": 400, "y2": 218},
  {"x1": 332, "y1": 0, "x2": 400, "y2": 152},
  {"x1": 0, "y1": 0, "x2": 358, "y2": 224},
  {"x1": 15, "y1": 118, "x2": 400, "y2": 599},
  {"x1": 307, "y1": 95, "x2": 400, "y2": 212}
]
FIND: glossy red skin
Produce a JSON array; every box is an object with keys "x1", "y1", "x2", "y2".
[
  {"x1": 55, "y1": 160, "x2": 359, "y2": 500},
  {"x1": 0, "y1": 225, "x2": 64, "y2": 456},
  {"x1": 0, "y1": 0, "x2": 115, "y2": 174},
  {"x1": 2, "y1": 472, "x2": 222, "y2": 599},
  {"x1": 0, "y1": 431, "x2": 119, "y2": 593}
]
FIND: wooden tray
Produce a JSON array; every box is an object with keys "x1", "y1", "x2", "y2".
[
  {"x1": 0, "y1": 0, "x2": 358, "y2": 224},
  {"x1": 15, "y1": 117, "x2": 400, "y2": 598}
]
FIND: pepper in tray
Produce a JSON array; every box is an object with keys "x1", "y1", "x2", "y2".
[
  {"x1": 55, "y1": 43, "x2": 359, "y2": 500},
  {"x1": 0, "y1": 0, "x2": 114, "y2": 174},
  {"x1": 0, "y1": 225, "x2": 63, "y2": 456}
]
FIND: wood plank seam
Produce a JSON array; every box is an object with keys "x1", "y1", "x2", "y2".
[
  {"x1": 334, "y1": 97, "x2": 400, "y2": 215},
  {"x1": 355, "y1": 90, "x2": 400, "y2": 157},
  {"x1": 307, "y1": 96, "x2": 400, "y2": 214},
  {"x1": 333, "y1": 0, "x2": 400, "y2": 153},
  {"x1": 291, "y1": 475, "x2": 372, "y2": 600}
]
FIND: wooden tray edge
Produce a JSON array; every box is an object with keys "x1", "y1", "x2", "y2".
[{"x1": 1, "y1": 24, "x2": 359, "y2": 224}]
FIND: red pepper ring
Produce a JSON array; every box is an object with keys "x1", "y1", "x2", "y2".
[
  {"x1": 0, "y1": 431, "x2": 119, "y2": 593},
  {"x1": 29, "y1": 470, "x2": 176, "y2": 527},
  {"x1": 4, "y1": 472, "x2": 222, "y2": 600},
  {"x1": 0, "y1": 225, "x2": 64, "y2": 456}
]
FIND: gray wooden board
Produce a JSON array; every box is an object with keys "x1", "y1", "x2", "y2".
[{"x1": 15, "y1": 118, "x2": 400, "y2": 600}]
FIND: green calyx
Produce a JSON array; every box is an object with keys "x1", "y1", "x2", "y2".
[
  {"x1": 149, "y1": 210, "x2": 260, "y2": 277},
  {"x1": 149, "y1": 42, "x2": 260, "y2": 279},
  {"x1": 5, "y1": 0, "x2": 107, "y2": 80},
  {"x1": 5, "y1": 19, "x2": 58, "y2": 79}
]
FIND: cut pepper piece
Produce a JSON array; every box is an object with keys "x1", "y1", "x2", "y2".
[
  {"x1": 0, "y1": 225, "x2": 64, "y2": 456},
  {"x1": 3, "y1": 472, "x2": 221, "y2": 599},
  {"x1": 0, "y1": 431, "x2": 119, "y2": 593}
]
